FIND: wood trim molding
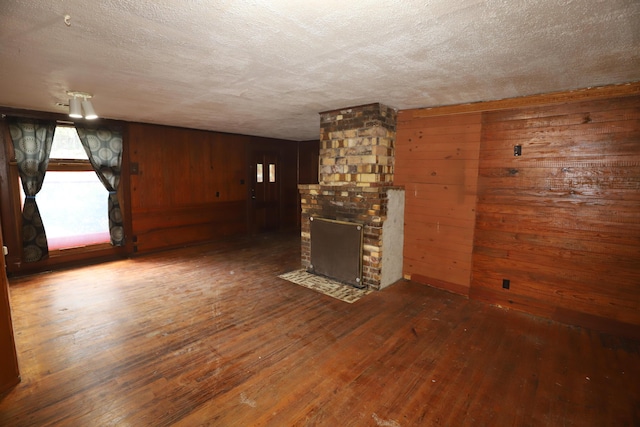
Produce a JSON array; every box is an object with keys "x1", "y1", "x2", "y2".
[
  {"x1": 409, "y1": 274, "x2": 470, "y2": 297},
  {"x1": 553, "y1": 307, "x2": 640, "y2": 341},
  {"x1": 6, "y1": 244, "x2": 127, "y2": 277},
  {"x1": 404, "y1": 81, "x2": 640, "y2": 118}
]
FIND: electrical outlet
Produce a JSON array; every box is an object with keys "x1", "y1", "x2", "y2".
[
  {"x1": 502, "y1": 279, "x2": 510, "y2": 289},
  {"x1": 513, "y1": 145, "x2": 522, "y2": 156}
]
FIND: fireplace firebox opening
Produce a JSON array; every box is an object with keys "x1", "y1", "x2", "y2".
[{"x1": 308, "y1": 217, "x2": 364, "y2": 288}]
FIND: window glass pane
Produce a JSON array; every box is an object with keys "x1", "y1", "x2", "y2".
[
  {"x1": 19, "y1": 126, "x2": 110, "y2": 250},
  {"x1": 50, "y1": 126, "x2": 87, "y2": 159},
  {"x1": 256, "y1": 163, "x2": 263, "y2": 183},
  {"x1": 22, "y1": 172, "x2": 110, "y2": 249},
  {"x1": 269, "y1": 164, "x2": 276, "y2": 182}
]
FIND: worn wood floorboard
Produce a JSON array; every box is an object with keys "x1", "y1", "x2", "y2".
[{"x1": 0, "y1": 231, "x2": 638, "y2": 426}]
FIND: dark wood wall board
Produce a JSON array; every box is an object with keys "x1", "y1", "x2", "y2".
[
  {"x1": 128, "y1": 123, "x2": 305, "y2": 253},
  {"x1": 128, "y1": 124, "x2": 250, "y2": 211}
]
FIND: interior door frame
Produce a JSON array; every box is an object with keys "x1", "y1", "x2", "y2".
[{"x1": 0, "y1": 212, "x2": 20, "y2": 394}]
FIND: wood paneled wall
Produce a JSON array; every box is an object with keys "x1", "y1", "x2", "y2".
[
  {"x1": 0, "y1": 111, "x2": 312, "y2": 272},
  {"x1": 298, "y1": 140, "x2": 320, "y2": 185},
  {"x1": 293, "y1": 140, "x2": 320, "y2": 229},
  {"x1": 0, "y1": 221, "x2": 19, "y2": 394},
  {"x1": 395, "y1": 113, "x2": 482, "y2": 295},
  {"x1": 472, "y1": 95, "x2": 640, "y2": 333},
  {"x1": 128, "y1": 124, "x2": 250, "y2": 253},
  {"x1": 127, "y1": 124, "x2": 303, "y2": 254},
  {"x1": 396, "y1": 83, "x2": 640, "y2": 335}
]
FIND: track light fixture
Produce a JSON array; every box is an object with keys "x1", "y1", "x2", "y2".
[
  {"x1": 69, "y1": 96, "x2": 82, "y2": 118},
  {"x1": 67, "y1": 91, "x2": 98, "y2": 120}
]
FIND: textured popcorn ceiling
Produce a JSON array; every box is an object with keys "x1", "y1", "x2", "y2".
[{"x1": 0, "y1": 0, "x2": 638, "y2": 140}]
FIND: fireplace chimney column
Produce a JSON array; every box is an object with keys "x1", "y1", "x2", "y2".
[{"x1": 299, "y1": 103, "x2": 405, "y2": 290}]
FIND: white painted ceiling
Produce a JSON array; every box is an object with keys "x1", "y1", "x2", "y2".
[{"x1": 1, "y1": 0, "x2": 639, "y2": 141}]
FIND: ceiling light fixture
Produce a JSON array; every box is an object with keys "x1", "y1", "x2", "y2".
[
  {"x1": 68, "y1": 96, "x2": 82, "y2": 118},
  {"x1": 67, "y1": 91, "x2": 98, "y2": 120},
  {"x1": 81, "y1": 98, "x2": 98, "y2": 120}
]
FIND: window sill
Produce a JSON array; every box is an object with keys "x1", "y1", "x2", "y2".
[{"x1": 48, "y1": 232, "x2": 111, "y2": 252}]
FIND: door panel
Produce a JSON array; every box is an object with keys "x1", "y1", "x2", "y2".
[
  {"x1": 0, "y1": 220, "x2": 20, "y2": 394},
  {"x1": 251, "y1": 151, "x2": 280, "y2": 233}
]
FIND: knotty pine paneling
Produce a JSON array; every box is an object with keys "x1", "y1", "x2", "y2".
[
  {"x1": 472, "y1": 95, "x2": 640, "y2": 332},
  {"x1": 395, "y1": 111, "x2": 482, "y2": 294}
]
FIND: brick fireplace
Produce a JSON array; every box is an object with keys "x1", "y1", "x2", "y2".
[{"x1": 299, "y1": 103, "x2": 405, "y2": 291}]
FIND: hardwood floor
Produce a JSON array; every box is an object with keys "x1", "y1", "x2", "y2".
[{"x1": 1, "y1": 231, "x2": 638, "y2": 426}]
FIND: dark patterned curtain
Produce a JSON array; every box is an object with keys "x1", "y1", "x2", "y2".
[
  {"x1": 75, "y1": 126, "x2": 125, "y2": 246},
  {"x1": 8, "y1": 119, "x2": 56, "y2": 262}
]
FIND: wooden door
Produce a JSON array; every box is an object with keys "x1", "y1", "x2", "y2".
[
  {"x1": 0, "y1": 218, "x2": 19, "y2": 394},
  {"x1": 250, "y1": 151, "x2": 280, "y2": 233}
]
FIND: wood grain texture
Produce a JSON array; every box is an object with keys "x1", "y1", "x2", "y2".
[
  {"x1": 472, "y1": 94, "x2": 640, "y2": 333},
  {"x1": 128, "y1": 123, "x2": 250, "y2": 253},
  {"x1": 128, "y1": 124, "x2": 250, "y2": 210},
  {"x1": 1, "y1": 117, "x2": 308, "y2": 273},
  {"x1": 0, "y1": 121, "x2": 25, "y2": 271},
  {"x1": 0, "y1": 220, "x2": 20, "y2": 394},
  {"x1": 127, "y1": 124, "x2": 303, "y2": 253},
  {"x1": 408, "y1": 81, "x2": 640, "y2": 118},
  {"x1": 298, "y1": 140, "x2": 320, "y2": 185},
  {"x1": 1, "y1": 232, "x2": 638, "y2": 426},
  {"x1": 295, "y1": 140, "x2": 320, "y2": 229},
  {"x1": 395, "y1": 112, "x2": 482, "y2": 294},
  {"x1": 132, "y1": 202, "x2": 248, "y2": 253}
]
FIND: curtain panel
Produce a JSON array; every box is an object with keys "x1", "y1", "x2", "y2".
[
  {"x1": 75, "y1": 126, "x2": 125, "y2": 246},
  {"x1": 8, "y1": 119, "x2": 56, "y2": 262}
]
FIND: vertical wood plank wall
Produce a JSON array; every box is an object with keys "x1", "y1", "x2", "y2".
[
  {"x1": 296, "y1": 140, "x2": 320, "y2": 229},
  {"x1": 127, "y1": 124, "x2": 302, "y2": 254},
  {"x1": 396, "y1": 88, "x2": 640, "y2": 334},
  {"x1": 298, "y1": 140, "x2": 320, "y2": 185},
  {"x1": 472, "y1": 95, "x2": 640, "y2": 332},
  {"x1": 128, "y1": 124, "x2": 250, "y2": 253},
  {"x1": 395, "y1": 112, "x2": 482, "y2": 295},
  {"x1": 0, "y1": 114, "x2": 312, "y2": 273},
  {"x1": 0, "y1": 222, "x2": 20, "y2": 393}
]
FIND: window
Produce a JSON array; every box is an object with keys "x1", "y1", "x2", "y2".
[
  {"x1": 20, "y1": 126, "x2": 110, "y2": 250},
  {"x1": 256, "y1": 163, "x2": 264, "y2": 183},
  {"x1": 268, "y1": 163, "x2": 276, "y2": 183}
]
